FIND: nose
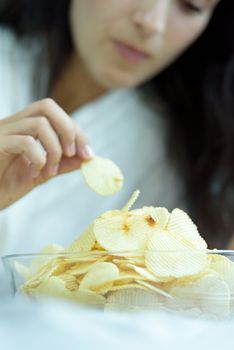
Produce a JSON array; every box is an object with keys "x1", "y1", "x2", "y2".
[{"x1": 132, "y1": 1, "x2": 169, "y2": 36}]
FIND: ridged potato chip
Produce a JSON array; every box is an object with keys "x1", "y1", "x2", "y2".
[
  {"x1": 25, "y1": 255, "x2": 79, "y2": 289},
  {"x1": 66, "y1": 225, "x2": 96, "y2": 252},
  {"x1": 122, "y1": 190, "x2": 140, "y2": 212},
  {"x1": 167, "y1": 209, "x2": 207, "y2": 250},
  {"x1": 125, "y1": 255, "x2": 145, "y2": 265},
  {"x1": 28, "y1": 244, "x2": 64, "y2": 277},
  {"x1": 68, "y1": 261, "x2": 98, "y2": 276},
  {"x1": 114, "y1": 270, "x2": 145, "y2": 283},
  {"x1": 123, "y1": 263, "x2": 162, "y2": 283},
  {"x1": 59, "y1": 274, "x2": 79, "y2": 291},
  {"x1": 93, "y1": 212, "x2": 157, "y2": 252},
  {"x1": 112, "y1": 257, "x2": 144, "y2": 267},
  {"x1": 208, "y1": 254, "x2": 234, "y2": 291},
  {"x1": 25, "y1": 276, "x2": 105, "y2": 307},
  {"x1": 79, "y1": 262, "x2": 119, "y2": 294},
  {"x1": 109, "y1": 251, "x2": 145, "y2": 264},
  {"x1": 131, "y1": 207, "x2": 170, "y2": 230},
  {"x1": 68, "y1": 256, "x2": 108, "y2": 276},
  {"x1": 136, "y1": 280, "x2": 173, "y2": 299},
  {"x1": 109, "y1": 283, "x2": 146, "y2": 292},
  {"x1": 62, "y1": 254, "x2": 103, "y2": 262},
  {"x1": 81, "y1": 156, "x2": 123, "y2": 196},
  {"x1": 14, "y1": 262, "x2": 31, "y2": 281},
  {"x1": 145, "y1": 229, "x2": 208, "y2": 279},
  {"x1": 167, "y1": 273, "x2": 230, "y2": 319},
  {"x1": 105, "y1": 287, "x2": 163, "y2": 311},
  {"x1": 23, "y1": 260, "x2": 59, "y2": 289},
  {"x1": 71, "y1": 290, "x2": 106, "y2": 307},
  {"x1": 24, "y1": 276, "x2": 70, "y2": 299}
]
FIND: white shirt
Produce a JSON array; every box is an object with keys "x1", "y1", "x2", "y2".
[
  {"x1": 1, "y1": 298, "x2": 234, "y2": 350},
  {"x1": 0, "y1": 28, "x2": 185, "y2": 295}
]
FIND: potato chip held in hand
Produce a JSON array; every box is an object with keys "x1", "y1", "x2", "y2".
[{"x1": 81, "y1": 156, "x2": 123, "y2": 196}]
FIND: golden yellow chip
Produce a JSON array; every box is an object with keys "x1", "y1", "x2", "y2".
[
  {"x1": 115, "y1": 269, "x2": 144, "y2": 282},
  {"x1": 136, "y1": 280, "x2": 173, "y2": 299},
  {"x1": 93, "y1": 212, "x2": 157, "y2": 252},
  {"x1": 50, "y1": 255, "x2": 107, "y2": 277},
  {"x1": 59, "y1": 273, "x2": 79, "y2": 291},
  {"x1": 62, "y1": 254, "x2": 103, "y2": 263},
  {"x1": 68, "y1": 261, "x2": 94, "y2": 275},
  {"x1": 167, "y1": 273, "x2": 230, "y2": 319},
  {"x1": 208, "y1": 254, "x2": 234, "y2": 291},
  {"x1": 68, "y1": 256, "x2": 108, "y2": 276},
  {"x1": 123, "y1": 263, "x2": 162, "y2": 283},
  {"x1": 71, "y1": 290, "x2": 106, "y2": 307},
  {"x1": 14, "y1": 262, "x2": 31, "y2": 281},
  {"x1": 109, "y1": 251, "x2": 145, "y2": 264},
  {"x1": 109, "y1": 283, "x2": 146, "y2": 292},
  {"x1": 81, "y1": 156, "x2": 123, "y2": 196},
  {"x1": 125, "y1": 255, "x2": 145, "y2": 266},
  {"x1": 79, "y1": 262, "x2": 119, "y2": 294},
  {"x1": 112, "y1": 257, "x2": 144, "y2": 267},
  {"x1": 92, "y1": 242, "x2": 105, "y2": 251},
  {"x1": 25, "y1": 276, "x2": 70, "y2": 299},
  {"x1": 66, "y1": 225, "x2": 96, "y2": 252},
  {"x1": 29, "y1": 244, "x2": 64, "y2": 276},
  {"x1": 145, "y1": 229, "x2": 208, "y2": 279},
  {"x1": 23, "y1": 260, "x2": 59, "y2": 289},
  {"x1": 167, "y1": 209, "x2": 207, "y2": 250},
  {"x1": 131, "y1": 207, "x2": 170, "y2": 230},
  {"x1": 105, "y1": 287, "x2": 163, "y2": 311},
  {"x1": 122, "y1": 190, "x2": 140, "y2": 212},
  {"x1": 25, "y1": 276, "x2": 105, "y2": 308}
]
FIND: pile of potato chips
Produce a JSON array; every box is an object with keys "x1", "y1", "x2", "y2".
[
  {"x1": 14, "y1": 189, "x2": 234, "y2": 320},
  {"x1": 14, "y1": 157, "x2": 234, "y2": 320}
]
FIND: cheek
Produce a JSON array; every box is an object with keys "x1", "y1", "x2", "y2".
[
  {"x1": 140, "y1": 16, "x2": 211, "y2": 85},
  {"x1": 69, "y1": 0, "x2": 116, "y2": 58},
  {"x1": 69, "y1": 0, "x2": 98, "y2": 42},
  {"x1": 69, "y1": 0, "x2": 121, "y2": 36},
  {"x1": 167, "y1": 14, "x2": 210, "y2": 58}
]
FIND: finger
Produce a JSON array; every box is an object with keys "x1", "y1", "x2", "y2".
[
  {"x1": 1, "y1": 117, "x2": 63, "y2": 176},
  {"x1": 57, "y1": 155, "x2": 82, "y2": 175},
  {"x1": 33, "y1": 155, "x2": 82, "y2": 187},
  {"x1": 74, "y1": 124, "x2": 95, "y2": 160},
  {"x1": 7, "y1": 98, "x2": 93, "y2": 158},
  {"x1": 0, "y1": 135, "x2": 47, "y2": 177}
]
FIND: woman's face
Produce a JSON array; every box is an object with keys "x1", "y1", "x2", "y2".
[{"x1": 69, "y1": 0, "x2": 219, "y2": 89}]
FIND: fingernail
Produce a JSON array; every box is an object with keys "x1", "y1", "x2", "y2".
[
  {"x1": 66, "y1": 142, "x2": 76, "y2": 157},
  {"x1": 80, "y1": 144, "x2": 95, "y2": 159},
  {"x1": 47, "y1": 165, "x2": 58, "y2": 176}
]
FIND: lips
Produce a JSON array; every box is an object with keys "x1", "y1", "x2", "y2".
[{"x1": 113, "y1": 40, "x2": 151, "y2": 63}]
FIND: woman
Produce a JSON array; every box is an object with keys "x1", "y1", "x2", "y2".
[{"x1": 0, "y1": 0, "x2": 233, "y2": 274}]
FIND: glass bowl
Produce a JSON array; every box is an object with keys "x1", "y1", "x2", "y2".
[{"x1": 2, "y1": 250, "x2": 234, "y2": 320}]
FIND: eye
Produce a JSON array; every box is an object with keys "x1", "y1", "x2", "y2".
[{"x1": 183, "y1": 1, "x2": 204, "y2": 14}]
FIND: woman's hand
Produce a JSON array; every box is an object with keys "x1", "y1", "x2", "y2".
[{"x1": 0, "y1": 98, "x2": 94, "y2": 210}]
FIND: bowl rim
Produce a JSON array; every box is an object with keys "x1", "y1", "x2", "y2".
[{"x1": 2, "y1": 249, "x2": 234, "y2": 261}]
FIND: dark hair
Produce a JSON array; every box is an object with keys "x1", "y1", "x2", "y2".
[
  {"x1": 1, "y1": 0, "x2": 234, "y2": 248},
  {"x1": 0, "y1": 0, "x2": 73, "y2": 92},
  {"x1": 153, "y1": 0, "x2": 234, "y2": 248}
]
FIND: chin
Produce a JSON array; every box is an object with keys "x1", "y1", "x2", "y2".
[{"x1": 98, "y1": 68, "x2": 142, "y2": 89}]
